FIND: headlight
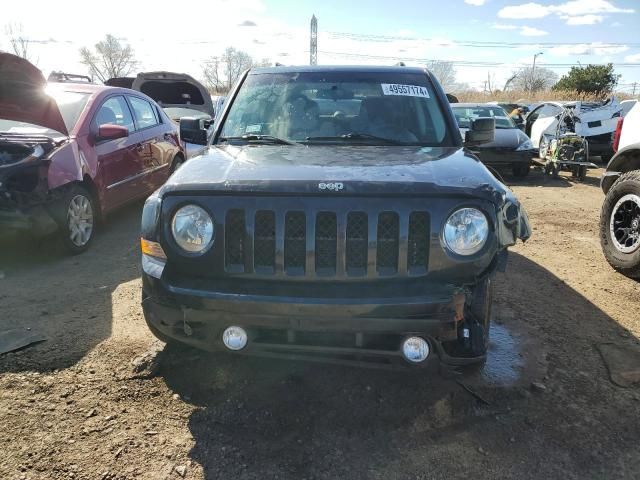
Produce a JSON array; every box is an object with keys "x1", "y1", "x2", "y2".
[
  {"x1": 443, "y1": 208, "x2": 489, "y2": 256},
  {"x1": 516, "y1": 138, "x2": 534, "y2": 151},
  {"x1": 171, "y1": 205, "x2": 214, "y2": 253}
]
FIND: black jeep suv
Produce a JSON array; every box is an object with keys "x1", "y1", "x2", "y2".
[{"x1": 140, "y1": 65, "x2": 531, "y2": 369}]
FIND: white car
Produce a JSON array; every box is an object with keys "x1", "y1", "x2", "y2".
[
  {"x1": 599, "y1": 101, "x2": 640, "y2": 277},
  {"x1": 621, "y1": 99, "x2": 638, "y2": 117},
  {"x1": 525, "y1": 99, "x2": 622, "y2": 162}
]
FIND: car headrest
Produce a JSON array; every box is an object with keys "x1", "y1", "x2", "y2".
[{"x1": 97, "y1": 106, "x2": 117, "y2": 126}]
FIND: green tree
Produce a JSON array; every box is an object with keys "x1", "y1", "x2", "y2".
[{"x1": 553, "y1": 64, "x2": 620, "y2": 95}]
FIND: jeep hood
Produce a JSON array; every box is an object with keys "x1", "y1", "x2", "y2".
[
  {"x1": 131, "y1": 72, "x2": 214, "y2": 119},
  {"x1": 162, "y1": 145, "x2": 531, "y2": 243},
  {"x1": 165, "y1": 145, "x2": 505, "y2": 199},
  {"x1": 0, "y1": 52, "x2": 68, "y2": 136}
]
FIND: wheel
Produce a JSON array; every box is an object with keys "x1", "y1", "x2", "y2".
[
  {"x1": 170, "y1": 154, "x2": 185, "y2": 175},
  {"x1": 539, "y1": 136, "x2": 550, "y2": 160},
  {"x1": 512, "y1": 163, "x2": 531, "y2": 178},
  {"x1": 600, "y1": 170, "x2": 640, "y2": 278},
  {"x1": 52, "y1": 185, "x2": 97, "y2": 254}
]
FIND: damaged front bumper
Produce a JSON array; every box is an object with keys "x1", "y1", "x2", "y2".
[
  {"x1": 141, "y1": 272, "x2": 493, "y2": 369},
  {"x1": 0, "y1": 136, "x2": 59, "y2": 236}
]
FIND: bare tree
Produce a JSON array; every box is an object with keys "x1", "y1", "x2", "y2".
[
  {"x1": 79, "y1": 34, "x2": 138, "y2": 83},
  {"x1": 426, "y1": 61, "x2": 457, "y2": 92},
  {"x1": 512, "y1": 66, "x2": 558, "y2": 93},
  {"x1": 202, "y1": 47, "x2": 264, "y2": 93},
  {"x1": 5, "y1": 23, "x2": 34, "y2": 62},
  {"x1": 503, "y1": 73, "x2": 517, "y2": 92}
]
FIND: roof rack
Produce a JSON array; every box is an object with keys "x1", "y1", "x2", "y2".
[{"x1": 48, "y1": 71, "x2": 93, "y2": 84}]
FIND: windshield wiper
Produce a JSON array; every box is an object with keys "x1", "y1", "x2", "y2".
[
  {"x1": 219, "y1": 134, "x2": 294, "y2": 145},
  {"x1": 304, "y1": 132, "x2": 407, "y2": 145}
]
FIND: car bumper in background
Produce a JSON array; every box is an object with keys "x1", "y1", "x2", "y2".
[
  {"x1": 476, "y1": 148, "x2": 535, "y2": 166},
  {"x1": 0, "y1": 204, "x2": 58, "y2": 236}
]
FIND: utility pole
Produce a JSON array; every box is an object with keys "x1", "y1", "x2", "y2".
[
  {"x1": 531, "y1": 51, "x2": 543, "y2": 93},
  {"x1": 310, "y1": 15, "x2": 318, "y2": 66},
  {"x1": 633, "y1": 82, "x2": 638, "y2": 96}
]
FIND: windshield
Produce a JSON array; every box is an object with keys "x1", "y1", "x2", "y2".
[
  {"x1": 0, "y1": 89, "x2": 89, "y2": 135},
  {"x1": 452, "y1": 106, "x2": 516, "y2": 129},
  {"x1": 219, "y1": 71, "x2": 452, "y2": 146}
]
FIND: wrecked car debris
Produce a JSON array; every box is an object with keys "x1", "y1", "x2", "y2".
[{"x1": 0, "y1": 52, "x2": 184, "y2": 253}]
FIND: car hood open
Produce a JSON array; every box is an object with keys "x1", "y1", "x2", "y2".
[
  {"x1": 130, "y1": 72, "x2": 215, "y2": 120},
  {"x1": 0, "y1": 52, "x2": 68, "y2": 136}
]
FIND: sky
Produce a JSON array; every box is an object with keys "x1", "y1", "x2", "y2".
[{"x1": 1, "y1": 0, "x2": 639, "y2": 93}]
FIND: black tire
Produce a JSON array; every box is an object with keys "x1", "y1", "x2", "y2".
[
  {"x1": 512, "y1": 163, "x2": 531, "y2": 178},
  {"x1": 600, "y1": 170, "x2": 640, "y2": 278},
  {"x1": 51, "y1": 184, "x2": 97, "y2": 255}
]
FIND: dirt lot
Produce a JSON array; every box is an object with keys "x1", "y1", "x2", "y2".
[{"x1": 1, "y1": 167, "x2": 640, "y2": 480}]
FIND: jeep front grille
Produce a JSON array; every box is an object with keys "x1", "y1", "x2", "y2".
[{"x1": 222, "y1": 209, "x2": 430, "y2": 277}]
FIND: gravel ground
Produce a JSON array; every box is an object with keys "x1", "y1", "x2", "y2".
[{"x1": 1, "y1": 167, "x2": 639, "y2": 480}]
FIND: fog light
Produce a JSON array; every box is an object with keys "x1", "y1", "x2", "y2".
[
  {"x1": 402, "y1": 337, "x2": 430, "y2": 363},
  {"x1": 222, "y1": 326, "x2": 247, "y2": 351}
]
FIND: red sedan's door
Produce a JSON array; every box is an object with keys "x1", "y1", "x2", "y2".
[
  {"x1": 126, "y1": 95, "x2": 173, "y2": 197},
  {"x1": 93, "y1": 95, "x2": 142, "y2": 210}
]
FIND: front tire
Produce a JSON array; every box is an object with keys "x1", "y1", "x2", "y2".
[
  {"x1": 600, "y1": 170, "x2": 640, "y2": 278},
  {"x1": 53, "y1": 185, "x2": 97, "y2": 254}
]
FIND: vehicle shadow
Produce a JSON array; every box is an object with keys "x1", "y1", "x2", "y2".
[
  {"x1": 500, "y1": 167, "x2": 605, "y2": 188},
  {"x1": 159, "y1": 252, "x2": 640, "y2": 480},
  {"x1": 0, "y1": 202, "x2": 143, "y2": 373}
]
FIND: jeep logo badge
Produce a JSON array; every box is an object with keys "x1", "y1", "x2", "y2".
[{"x1": 318, "y1": 182, "x2": 344, "y2": 191}]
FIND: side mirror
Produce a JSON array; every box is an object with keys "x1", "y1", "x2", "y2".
[
  {"x1": 98, "y1": 124, "x2": 128, "y2": 140},
  {"x1": 517, "y1": 123, "x2": 526, "y2": 132},
  {"x1": 465, "y1": 117, "x2": 495, "y2": 146},
  {"x1": 180, "y1": 117, "x2": 208, "y2": 145}
]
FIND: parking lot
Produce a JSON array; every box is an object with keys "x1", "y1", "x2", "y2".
[{"x1": 1, "y1": 168, "x2": 640, "y2": 480}]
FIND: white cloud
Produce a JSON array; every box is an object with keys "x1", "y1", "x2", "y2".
[
  {"x1": 492, "y1": 23, "x2": 518, "y2": 30},
  {"x1": 625, "y1": 53, "x2": 640, "y2": 63},
  {"x1": 552, "y1": 0, "x2": 632, "y2": 16},
  {"x1": 520, "y1": 26, "x2": 549, "y2": 36},
  {"x1": 498, "y1": 0, "x2": 633, "y2": 19},
  {"x1": 464, "y1": 0, "x2": 487, "y2": 5},
  {"x1": 611, "y1": 21, "x2": 622, "y2": 26},
  {"x1": 563, "y1": 14, "x2": 604, "y2": 25},
  {"x1": 549, "y1": 42, "x2": 629, "y2": 56},
  {"x1": 498, "y1": 2, "x2": 552, "y2": 19}
]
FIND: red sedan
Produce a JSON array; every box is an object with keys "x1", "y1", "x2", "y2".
[{"x1": 0, "y1": 53, "x2": 184, "y2": 253}]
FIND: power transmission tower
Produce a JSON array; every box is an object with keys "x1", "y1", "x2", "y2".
[{"x1": 310, "y1": 15, "x2": 318, "y2": 65}]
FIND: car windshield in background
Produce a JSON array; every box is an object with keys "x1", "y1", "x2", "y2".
[
  {"x1": 164, "y1": 107, "x2": 210, "y2": 122},
  {"x1": 452, "y1": 106, "x2": 516, "y2": 129},
  {"x1": 0, "y1": 89, "x2": 89, "y2": 136},
  {"x1": 219, "y1": 71, "x2": 452, "y2": 146}
]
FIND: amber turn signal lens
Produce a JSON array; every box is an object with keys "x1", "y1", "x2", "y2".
[{"x1": 140, "y1": 238, "x2": 167, "y2": 259}]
